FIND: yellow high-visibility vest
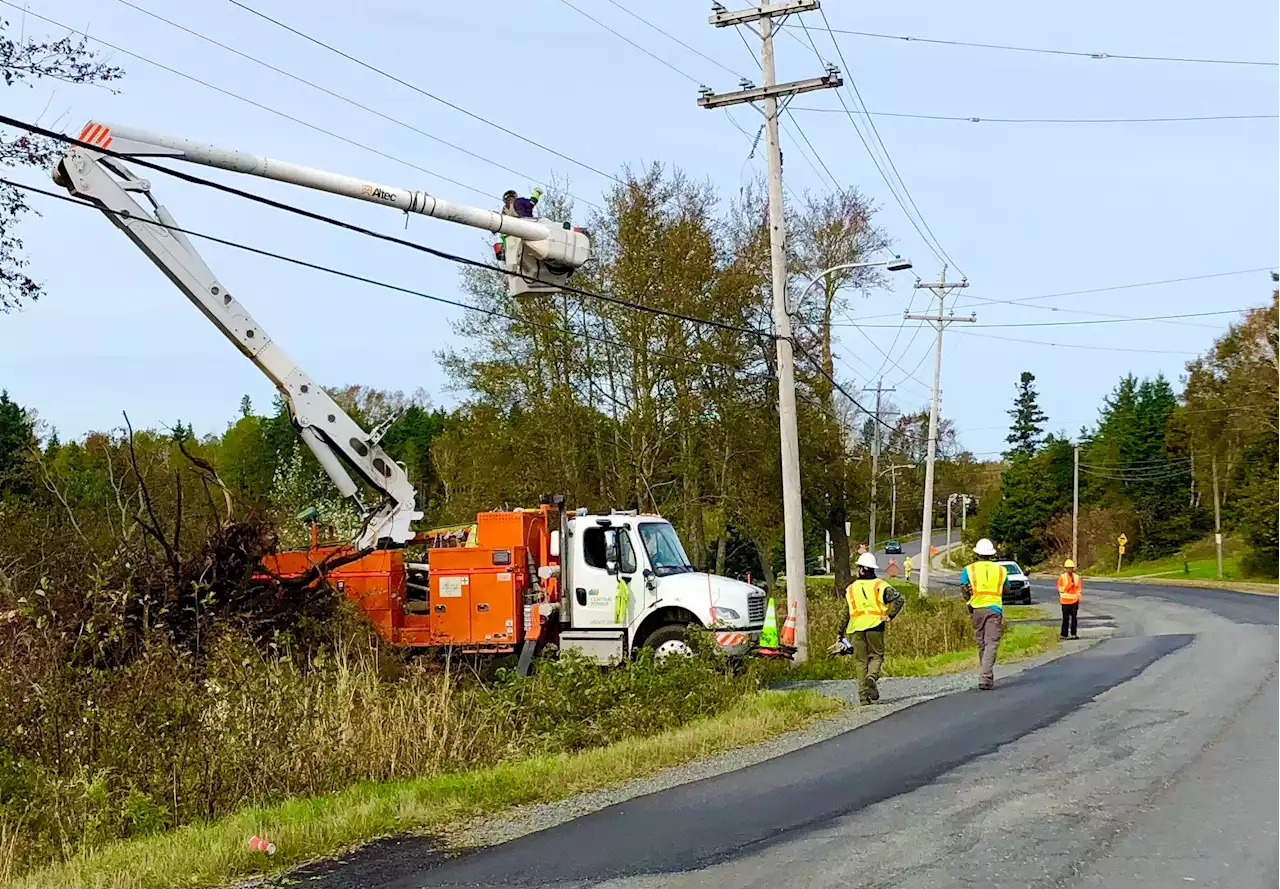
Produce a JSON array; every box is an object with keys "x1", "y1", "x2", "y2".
[
  {"x1": 966, "y1": 561, "x2": 1007, "y2": 610},
  {"x1": 845, "y1": 579, "x2": 890, "y2": 632}
]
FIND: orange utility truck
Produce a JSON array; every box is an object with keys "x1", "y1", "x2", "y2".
[{"x1": 55, "y1": 120, "x2": 761, "y2": 670}]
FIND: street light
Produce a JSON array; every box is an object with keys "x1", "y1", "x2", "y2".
[{"x1": 792, "y1": 255, "x2": 914, "y2": 315}]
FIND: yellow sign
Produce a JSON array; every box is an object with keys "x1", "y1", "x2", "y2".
[
  {"x1": 1117, "y1": 533, "x2": 1128, "y2": 546},
  {"x1": 1119, "y1": 544, "x2": 1126, "y2": 555}
]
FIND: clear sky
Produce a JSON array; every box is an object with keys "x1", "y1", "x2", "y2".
[{"x1": 2, "y1": 0, "x2": 1276, "y2": 458}]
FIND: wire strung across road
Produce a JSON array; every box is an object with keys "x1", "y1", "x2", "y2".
[
  {"x1": 953, "y1": 329, "x2": 1201, "y2": 356},
  {"x1": 5, "y1": 178, "x2": 776, "y2": 386},
  {"x1": 819, "y1": 26, "x2": 1280, "y2": 68},
  {"x1": 0, "y1": 114, "x2": 767, "y2": 340},
  {"x1": 789, "y1": 108, "x2": 1278, "y2": 124},
  {"x1": 105, "y1": 0, "x2": 609, "y2": 212},
  {"x1": 830, "y1": 307, "x2": 1256, "y2": 329}
]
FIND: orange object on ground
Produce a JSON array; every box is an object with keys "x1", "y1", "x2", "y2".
[
  {"x1": 778, "y1": 602, "x2": 797, "y2": 648},
  {"x1": 248, "y1": 835, "x2": 277, "y2": 855}
]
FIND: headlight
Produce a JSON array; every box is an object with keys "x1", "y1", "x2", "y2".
[{"x1": 712, "y1": 607, "x2": 741, "y2": 620}]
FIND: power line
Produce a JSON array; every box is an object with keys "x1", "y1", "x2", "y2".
[
  {"x1": 831, "y1": 307, "x2": 1256, "y2": 328},
  {"x1": 6, "y1": 177, "x2": 775, "y2": 384},
  {"x1": 601, "y1": 0, "x2": 742, "y2": 77},
  {"x1": 953, "y1": 330, "x2": 1201, "y2": 355},
  {"x1": 820, "y1": 27, "x2": 1280, "y2": 68},
  {"x1": 554, "y1": 0, "x2": 701, "y2": 85},
  {"x1": 1, "y1": 114, "x2": 768, "y2": 339},
  {"x1": 790, "y1": 108, "x2": 1278, "y2": 124},
  {"x1": 954, "y1": 267, "x2": 1276, "y2": 309},
  {"x1": 5, "y1": 2, "x2": 493, "y2": 202},
  {"x1": 103, "y1": 0, "x2": 610, "y2": 212},
  {"x1": 802, "y1": 11, "x2": 964, "y2": 275},
  {"x1": 223, "y1": 0, "x2": 622, "y2": 184}
]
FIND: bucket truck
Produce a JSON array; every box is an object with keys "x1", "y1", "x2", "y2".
[{"x1": 53, "y1": 121, "x2": 764, "y2": 665}]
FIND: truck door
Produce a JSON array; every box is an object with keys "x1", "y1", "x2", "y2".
[{"x1": 571, "y1": 523, "x2": 640, "y2": 628}]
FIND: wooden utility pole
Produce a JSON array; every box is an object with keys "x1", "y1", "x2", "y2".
[
  {"x1": 906, "y1": 269, "x2": 974, "y2": 595},
  {"x1": 863, "y1": 378, "x2": 895, "y2": 549},
  {"x1": 700, "y1": 0, "x2": 840, "y2": 661},
  {"x1": 1211, "y1": 454, "x2": 1224, "y2": 580}
]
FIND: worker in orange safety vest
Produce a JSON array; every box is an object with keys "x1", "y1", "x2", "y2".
[
  {"x1": 834, "y1": 552, "x2": 905, "y2": 705},
  {"x1": 1058, "y1": 559, "x2": 1082, "y2": 640}
]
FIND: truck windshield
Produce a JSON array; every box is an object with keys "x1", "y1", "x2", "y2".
[{"x1": 639, "y1": 522, "x2": 694, "y2": 576}]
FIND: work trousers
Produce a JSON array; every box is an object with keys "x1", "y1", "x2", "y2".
[
  {"x1": 1060, "y1": 602, "x2": 1079, "y2": 638},
  {"x1": 851, "y1": 625, "x2": 885, "y2": 704},
  {"x1": 970, "y1": 608, "x2": 1004, "y2": 687}
]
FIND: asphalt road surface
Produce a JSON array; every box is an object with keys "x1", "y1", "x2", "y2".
[{"x1": 319, "y1": 581, "x2": 1278, "y2": 889}]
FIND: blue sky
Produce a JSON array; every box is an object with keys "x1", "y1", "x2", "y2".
[{"x1": 2, "y1": 0, "x2": 1276, "y2": 458}]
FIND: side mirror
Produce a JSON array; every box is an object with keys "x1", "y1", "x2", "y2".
[
  {"x1": 550, "y1": 530, "x2": 561, "y2": 558},
  {"x1": 642, "y1": 567, "x2": 656, "y2": 590},
  {"x1": 606, "y1": 559, "x2": 619, "y2": 576}
]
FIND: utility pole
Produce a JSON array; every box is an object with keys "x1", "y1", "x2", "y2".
[
  {"x1": 863, "y1": 378, "x2": 895, "y2": 549},
  {"x1": 890, "y1": 467, "x2": 898, "y2": 538},
  {"x1": 907, "y1": 268, "x2": 974, "y2": 596},
  {"x1": 945, "y1": 493, "x2": 956, "y2": 567},
  {"x1": 961, "y1": 493, "x2": 971, "y2": 534},
  {"x1": 1072, "y1": 445, "x2": 1080, "y2": 565},
  {"x1": 700, "y1": 0, "x2": 840, "y2": 662},
  {"x1": 1211, "y1": 453, "x2": 1223, "y2": 580}
]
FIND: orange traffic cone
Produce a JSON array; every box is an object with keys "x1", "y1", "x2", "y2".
[
  {"x1": 779, "y1": 601, "x2": 797, "y2": 648},
  {"x1": 248, "y1": 835, "x2": 277, "y2": 855}
]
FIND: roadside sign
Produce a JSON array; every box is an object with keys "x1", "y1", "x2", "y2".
[
  {"x1": 1119, "y1": 544, "x2": 1126, "y2": 555},
  {"x1": 1117, "y1": 533, "x2": 1128, "y2": 546}
]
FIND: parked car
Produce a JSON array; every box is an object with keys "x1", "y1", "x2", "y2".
[
  {"x1": 884, "y1": 539, "x2": 903, "y2": 554},
  {"x1": 1000, "y1": 560, "x2": 1032, "y2": 604}
]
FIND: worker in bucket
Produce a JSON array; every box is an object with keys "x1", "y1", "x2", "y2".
[
  {"x1": 502, "y1": 187, "x2": 543, "y2": 219},
  {"x1": 834, "y1": 552, "x2": 905, "y2": 705},
  {"x1": 960, "y1": 538, "x2": 1008, "y2": 690}
]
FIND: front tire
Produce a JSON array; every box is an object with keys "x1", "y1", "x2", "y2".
[{"x1": 644, "y1": 623, "x2": 694, "y2": 659}]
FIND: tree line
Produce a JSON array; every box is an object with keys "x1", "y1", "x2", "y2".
[{"x1": 981, "y1": 282, "x2": 1278, "y2": 577}]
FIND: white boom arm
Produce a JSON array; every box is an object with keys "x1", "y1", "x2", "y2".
[
  {"x1": 54, "y1": 129, "x2": 427, "y2": 549},
  {"x1": 72, "y1": 121, "x2": 591, "y2": 269}
]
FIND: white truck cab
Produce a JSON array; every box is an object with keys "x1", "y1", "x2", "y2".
[{"x1": 556, "y1": 510, "x2": 766, "y2": 663}]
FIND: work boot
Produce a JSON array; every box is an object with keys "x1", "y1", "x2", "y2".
[
  {"x1": 859, "y1": 697, "x2": 873, "y2": 706},
  {"x1": 1060, "y1": 634, "x2": 1069, "y2": 640},
  {"x1": 978, "y1": 680, "x2": 994, "y2": 691},
  {"x1": 868, "y1": 679, "x2": 880, "y2": 702},
  {"x1": 1070, "y1": 634, "x2": 1080, "y2": 640}
]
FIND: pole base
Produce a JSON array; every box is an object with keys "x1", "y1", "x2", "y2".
[{"x1": 755, "y1": 646, "x2": 796, "y2": 660}]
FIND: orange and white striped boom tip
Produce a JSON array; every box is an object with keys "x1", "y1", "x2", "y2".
[{"x1": 78, "y1": 121, "x2": 113, "y2": 149}]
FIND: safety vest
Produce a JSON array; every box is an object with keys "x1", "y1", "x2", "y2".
[
  {"x1": 966, "y1": 561, "x2": 1007, "y2": 610},
  {"x1": 845, "y1": 579, "x2": 890, "y2": 633},
  {"x1": 1057, "y1": 572, "x2": 1082, "y2": 605}
]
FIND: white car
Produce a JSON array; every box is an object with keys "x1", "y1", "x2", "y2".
[{"x1": 999, "y1": 560, "x2": 1032, "y2": 605}]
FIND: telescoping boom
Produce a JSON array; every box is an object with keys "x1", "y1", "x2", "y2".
[{"x1": 53, "y1": 120, "x2": 591, "y2": 549}]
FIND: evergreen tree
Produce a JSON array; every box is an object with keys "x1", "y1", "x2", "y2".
[
  {"x1": 239, "y1": 394, "x2": 254, "y2": 419},
  {"x1": 0, "y1": 389, "x2": 35, "y2": 497},
  {"x1": 1004, "y1": 371, "x2": 1048, "y2": 459}
]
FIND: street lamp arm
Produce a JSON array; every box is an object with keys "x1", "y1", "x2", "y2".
[{"x1": 793, "y1": 256, "x2": 913, "y2": 315}]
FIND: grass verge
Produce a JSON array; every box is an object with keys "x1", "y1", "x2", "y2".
[
  {"x1": 883, "y1": 623, "x2": 1060, "y2": 677},
  {"x1": 11, "y1": 689, "x2": 839, "y2": 889},
  {"x1": 1003, "y1": 604, "x2": 1049, "y2": 620}
]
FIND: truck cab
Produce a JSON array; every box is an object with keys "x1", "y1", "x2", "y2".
[{"x1": 558, "y1": 510, "x2": 766, "y2": 663}]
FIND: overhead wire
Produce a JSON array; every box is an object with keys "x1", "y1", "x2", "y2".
[
  {"x1": 223, "y1": 0, "x2": 622, "y2": 183},
  {"x1": 5, "y1": 177, "x2": 776, "y2": 385},
  {"x1": 817, "y1": 27, "x2": 1280, "y2": 68},
  {"x1": 788, "y1": 108, "x2": 1280, "y2": 125},
  {"x1": 796, "y1": 12, "x2": 964, "y2": 274},
  {"x1": 830, "y1": 307, "x2": 1256, "y2": 328},
  {"x1": 0, "y1": 114, "x2": 767, "y2": 338},
  {"x1": 953, "y1": 329, "x2": 1201, "y2": 355},
  {"x1": 104, "y1": 0, "x2": 608, "y2": 212}
]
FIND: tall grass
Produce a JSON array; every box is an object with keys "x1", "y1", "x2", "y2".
[{"x1": 0, "y1": 626, "x2": 756, "y2": 878}]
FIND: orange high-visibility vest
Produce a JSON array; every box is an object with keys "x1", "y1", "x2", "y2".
[
  {"x1": 1058, "y1": 572, "x2": 1082, "y2": 605},
  {"x1": 845, "y1": 579, "x2": 890, "y2": 632}
]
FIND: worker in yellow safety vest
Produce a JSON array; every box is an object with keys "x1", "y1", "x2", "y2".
[
  {"x1": 1058, "y1": 559, "x2": 1082, "y2": 640},
  {"x1": 960, "y1": 538, "x2": 1008, "y2": 690},
  {"x1": 836, "y1": 552, "x2": 905, "y2": 705}
]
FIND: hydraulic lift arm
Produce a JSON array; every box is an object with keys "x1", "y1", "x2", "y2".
[{"x1": 51, "y1": 122, "x2": 591, "y2": 548}]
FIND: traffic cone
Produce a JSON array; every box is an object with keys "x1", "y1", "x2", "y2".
[
  {"x1": 248, "y1": 835, "x2": 277, "y2": 856},
  {"x1": 779, "y1": 601, "x2": 797, "y2": 649},
  {"x1": 758, "y1": 598, "x2": 780, "y2": 650}
]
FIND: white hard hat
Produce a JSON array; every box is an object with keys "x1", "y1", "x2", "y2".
[
  {"x1": 856, "y1": 552, "x2": 878, "y2": 570},
  {"x1": 973, "y1": 538, "x2": 997, "y2": 556}
]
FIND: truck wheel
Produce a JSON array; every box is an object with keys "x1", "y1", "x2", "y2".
[{"x1": 644, "y1": 623, "x2": 693, "y2": 659}]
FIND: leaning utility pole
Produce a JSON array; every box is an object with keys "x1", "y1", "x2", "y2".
[
  {"x1": 906, "y1": 268, "x2": 974, "y2": 595},
  {"x1": 699, "y1": 0, "x2": 840, "y2": 662},
  {"x1": 864, "y1": 378, "x2": 895, "y2": 549}
]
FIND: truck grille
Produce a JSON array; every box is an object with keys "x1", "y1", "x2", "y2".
[{"x1": 748, "y1": 595, "x2": 766, "y2": 623}]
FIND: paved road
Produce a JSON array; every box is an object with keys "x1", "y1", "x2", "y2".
[{"x1": 319, "y1": 581, "x2": 1279, "y2": 889}]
